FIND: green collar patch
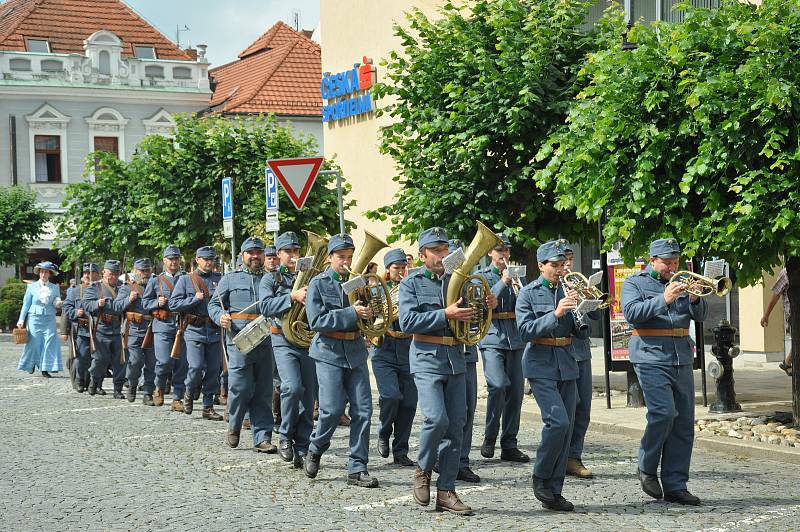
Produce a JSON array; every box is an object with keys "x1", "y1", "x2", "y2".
[
  {"x1": 492, "y1": 266, "x2": 501, "y2": 275},
  {"x1": 541, "y1": 278, "x2": 555, "y2": 289}
]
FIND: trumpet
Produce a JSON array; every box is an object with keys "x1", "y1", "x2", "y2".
[
  {"x1": 669, "y1": 270, "x2": 732, "y2": 297},
  {"x1": 501, "y1": 258, "x2": 523, "y2": 296},
  {"x1": 562, "y1": 270, "x2": 609, "y2": 309},
  {"x1": 559, "y1": 275, "x2": 589, "y2": 333}
]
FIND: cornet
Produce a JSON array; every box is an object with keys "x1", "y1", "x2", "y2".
[
  {"x1": 669, "y1": 270, "x2": 732, "y2": 297},
  {"x1": 562, "y1": 270, "x2": 609, "y2": 309},
  {"x1": 501, "y1": 258, "x2": 524, "y2": 296}
]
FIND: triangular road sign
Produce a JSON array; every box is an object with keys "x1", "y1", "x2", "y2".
[{"x1": 267, "y1": 157, "x2": 324, "y2": 210}]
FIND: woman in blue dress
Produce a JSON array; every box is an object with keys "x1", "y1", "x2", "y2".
[{"x1": 16, "y1": 261, "x2": 63, "y2": 377}]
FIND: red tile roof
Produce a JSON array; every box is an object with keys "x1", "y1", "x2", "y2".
[
  {"x1": 0, "y1": 0, "x2": 191, "y2": 60},
  {"x1": 209, "y1": 22, "x2": 321, "y2": 117}
]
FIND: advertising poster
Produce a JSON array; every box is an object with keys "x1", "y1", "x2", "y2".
[{"x1": 607, "y1": 262, "x2": 646, "y2": 361}]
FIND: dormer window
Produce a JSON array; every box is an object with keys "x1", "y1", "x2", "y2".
[
  {"x1": 26, "y1": 39, "x2": 50, "y2": 53},
  {"x1": 134, "y1": 46, "x2": 156, "y2": 59}
]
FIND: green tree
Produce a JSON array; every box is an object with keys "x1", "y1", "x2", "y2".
[
  {"x1": 367, "y1": 0, "x2": 615, "y2": 262},
  {"x1": 57, "y1": 114, "x2": 354, "y2": 266},
  {"x1": 0, "y1": 186, "x2": 49, "y2": 267},
  {"x1": 536, "y1": 0, "x2": 800, "y2": 420}
]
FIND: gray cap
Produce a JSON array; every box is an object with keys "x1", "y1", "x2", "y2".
[
  {"x1": 650, "y1": 238, "x2": 680, "y2": 258},
  {"x1": 327, "y1": 233, "x2": 355, "y2": 254},
  {"x1": 536, "y1": 240, "x2": 568, "y2": 263},
  {"x1": 104, "y1": 260, "x2": 121, "y2": 272},
  {"x1": 418, "y1": 227, "x2": 449, "y2": 250}
]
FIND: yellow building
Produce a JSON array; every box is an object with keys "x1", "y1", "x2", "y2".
[{"x1": 319, "y1": 0, "x2": 784, "y2": 363}]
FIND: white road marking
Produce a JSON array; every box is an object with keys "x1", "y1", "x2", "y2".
[
  {"x1": 30, "y1": 404, "x2": 138, "y2": 416},
  {"x1": 210, "y1": 458, "x2": 282, "y2": 472},
  {"x1": 122, "y1": 429, "x2": 227, "y2": 441},
  {"x1": 344, "y1": 484, "x2": 494, "y2": 511},
  {"x1": 699, "y1": 504, "x2": 800, "y2": 531}
]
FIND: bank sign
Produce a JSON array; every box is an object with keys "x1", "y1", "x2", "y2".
[{"x1": 320, "y1": 56, "x2": 376, "y2": 123}]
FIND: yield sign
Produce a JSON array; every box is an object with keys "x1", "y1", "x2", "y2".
[{"x1": 267, "y1": 157, "x2": 324, "y2": 210}]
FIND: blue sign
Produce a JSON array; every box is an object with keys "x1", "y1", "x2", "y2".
[
  {"x1": 221, "y1": 177, "x2": 233, "y2": 220},
  {"x1": 321, "y1": 57, "x2": 375, "y2": 124},
  {"x1": 265, "y1": 168, "x2": 278, "y2": 211}
]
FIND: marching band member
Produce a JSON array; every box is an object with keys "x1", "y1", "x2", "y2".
[
  {"x1": 478, "y1": 233, "x2": 529, "y2": 465},
  {"x1": 621, "y1": 238, "x2": 707, "y2": 505},
  {"x1": 373, "y1": 248, "x2": 417, "y2": 467},
  {"x1": 118, "y1": 258, "x2": 156, "y2": 406},
  {"x1": 210, "y1": 237, "x2": 276, "y2": 452},
  {"x1": 304, "y1": 234, "x2": 379, "y2": 488},
  {"x1": 142, "y1": 246, "x2": 187, "y2": 411},
  {"x1": 515, "y1": 240, "x2": 582, "y2": 512},
  {"x1": 399, "y1": 227, "x2": 497, "y2": 515},
  {"x1": 63, "y1": 263, "x2": 100, "y2": 393},
  {"x1": 169, "y1": 247, "x2": 223, "y2": 421},
  {"x1": 82, "y1": 260, "x2": 127, "y2": 398},
  {"x1": 260, "y1": 232, "x2": 315, "y2": 468},
  {"x1": 263, "y1": 245, "x2": 283, "y2": 434}
]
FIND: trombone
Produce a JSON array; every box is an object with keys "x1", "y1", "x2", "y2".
[{"x1": 669, "y1": 270, "x2": 732, "y2": 297}]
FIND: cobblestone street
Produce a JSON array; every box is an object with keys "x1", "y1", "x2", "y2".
[{"x1": 2, "y1": 344, "x2": 799, "y2": 531}]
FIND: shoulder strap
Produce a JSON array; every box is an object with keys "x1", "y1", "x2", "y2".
[
  {"x1": 191, "y1": 271, "x2": 209, "y2": 297},
  {"x1": 102, "y1": 281, "x2": 117, "y2": 299},
  {"x1": 158, "y1": 273, "x2": 174, "y2": 295}
]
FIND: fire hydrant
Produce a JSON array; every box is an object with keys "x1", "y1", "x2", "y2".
[{"x1": 708, "y1": 320, "x2": 741, "y2": 413}]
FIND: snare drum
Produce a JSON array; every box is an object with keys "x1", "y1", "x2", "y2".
[{"x1": 232, "y1": 314, "x2": 271, "y2": 355}]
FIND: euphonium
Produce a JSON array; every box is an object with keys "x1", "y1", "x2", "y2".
[
  {"x1": 446, "y1": 221, "x2": 503, "y2": 346},
  {"x1": 669, "y1": 270, "x2": 732, "y2": 297},
  {"x1": 347, "y1": 231, "x2": 393, "y2": 337},
  {"x1": 283, "y1": 231, "x2": 329, "y2": 348},
  {"x1": 562, "y1": 271, "x2": 610, "y2": 309}
]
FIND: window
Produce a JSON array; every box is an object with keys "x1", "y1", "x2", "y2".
[
  {"x1": 9, "y1": 58, "x2": 31, "y2": 71},
  {"x1": 144, "y1": 65, "x2": 164, "y2": 78},
  {"x1": 93, "y1": 136, "x2": 119, "y2": 157},
  {"x1": 25, "y1": 39, "x2": 50, "y2": 53},
  {"x1": 172, "y1": 66, "x2": 192, "y2": 79},
  {"x1": 98, "y1": 50, "x2": 111, "y2": 75},
  {"x1": 40, "y1": 60, "x2": 63, "y2": 72},
  {"x1": 134, "y1": 46, "x2": 156, "y2": 59},
  {"x1": 34, "y1": 135, "x2": 61, "y2": 183}
]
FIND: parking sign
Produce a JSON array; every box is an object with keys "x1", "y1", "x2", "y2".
[{"x1": 221, "y1": 177, "x2": 233, "y2": 220}]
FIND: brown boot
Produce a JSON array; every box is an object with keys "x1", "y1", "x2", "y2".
[
  {"x1": 218, "y1": 384, "x2": 228, "y2": 406},
  {"x1": 243, "y1": 419, "x2": 252, "y2": 430},
  {"x1": 170, "y1": 399, "x2": 184, "y2": 413},
  {"x1": 566, "y1": 458, "x2": 593, "y2": 479},
  {"x1": 226, "y1": 430, "x2": 240, "y2": 448},
  {"x1": 153, "y1": 387, "x2": 164, "y2": 407},
  {"x1": 254, "y1": 440, "x2": 277, "y2": 453},
  {"x1": 413, "y1": 467, "x2": 431, "y2": 507},
  {"x1": 435, "y1": 490, "x2": 474, "y2": 515},
  {"x1": 272, "y1": 386, "x2": 281, "y2": 423},
  {"x1": 202, "y1": 407, "x2": 223, "y2": 421}
]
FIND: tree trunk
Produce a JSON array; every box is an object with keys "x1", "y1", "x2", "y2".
[{"x1": 786, "y1": 256, "x2": 800, "y2": 427}]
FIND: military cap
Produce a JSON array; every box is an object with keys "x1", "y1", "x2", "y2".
[
  {"x1": 133, "y1": 258, "x2": 152, "y2": 270},
  {"x1": 537, "y1": 240, "x2": 568, "y2": 263},
  {"x1": 383, "y1": 248, "x2": 408, "y2": 268},
  {"x1": 33, "y1": 261, "x2": 58, "y2": 274},
  {"x1": 448, "y1": 239, "x2": 463, "y2": 254},
  {"x1": 240, "y1": 237, "x2": 265, "y2": 253},
  {"x1": 264, "y1": 245, "x2": 277, "y2": 256},
  {"x1": 650, "y1": 238, "x2": 680, "y2": 259},
  {"x1": 494, "y1": 233, "x2": 512, "y2": 249},
  {"x1": 275, "y1": 231, "x2": 301, "y2": 251},
  {"x1": 196, "y1": 246, "x2": 217, "y2": 259},
  {"x1": 104, "y1": 260, "x2": 121, "y2": 272},
  {"x1": 82, "y1": 262, "x2": 100, "y2": 273},
  {"x1": 418, "y1": 227, "x2": 449, "y2": 250},
  {"x1": 558, "y1": 238, "x2": 574, "y2": 254},
  {"x1": 328, "y1": 233, "x2": 355, "y2": 254},
  {"x1": 163, "y1": 245, "x2": 181, "y2": 258}
]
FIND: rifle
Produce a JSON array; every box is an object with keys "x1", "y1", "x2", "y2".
[
  {"x1": 88, "y1": 314, "x2": 97, "y2": 353},
  {"x1": 142, "y1": 322, "x2": 154, "y2": 349},
  {"x1": 171, "y1": 315, "x2": 188, "y2": 359}
]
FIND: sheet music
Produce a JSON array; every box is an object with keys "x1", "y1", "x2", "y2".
[
  {"x1": 587, "y1": 270, "x2": 603, "y2": 287},
  {"x1": 576, "y1": 299, "x2": 603, "y2": 314},
  {"x1": 442, "y1": 249, "x2": 465, "y2": 274},
  {"x1": 508, "y1": 265, "x2": 526, "y2": 278},
  {"x1": 703, "y1": 259, "x2": 726, "y2": 279}
]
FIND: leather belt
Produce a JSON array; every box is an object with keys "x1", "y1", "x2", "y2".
[
  {"x1": 533, "y1": 337, "x2": 572, "y2": 347},
  {"x1": 230, "y1": 313, "x2": 260, "y2": 320},
  {"x1": 185, "y1": 314, "x2": 214, "y2": 326},
  {"x1": 412, "y1": 334, "x2": 461, "y2": 347},
  {"x1": 151, "y1": 309, "x2": 178, "y2": 321},
  {"x1": 321, "y1": 331, "x2": 361, "y2": 341},
  {"x1": 632, "y1": 328, "x2": 690, "y2": 337},
  {"x1": 386, "y1": 330, "x2": 411, "y2": 339},
  {"x1": 126, "y1": 312, "x2": 153, "y2": 324},
  {"x1": 270, "y1": 326, "x2": 283, "y2": 335},
  {"x1": 493, "y1": 311, "x2": 516, "y2": 320},
  {"x1": 98, "y1": 314, "x2": 120, "y2": 323}
]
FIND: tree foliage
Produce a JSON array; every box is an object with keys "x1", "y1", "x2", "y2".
[
  {"x1": 56, "y1": 114, "x2": 354, "y2": 267},
  {"x1": 0, "y1": 186, "x2": 50, "y2": 266},
  {"x1": 367, "y1": 0, "x2": 614, "y2": 256},
  {"x1": 536, "y1": 0, "x2": 800, "y2": 286}
]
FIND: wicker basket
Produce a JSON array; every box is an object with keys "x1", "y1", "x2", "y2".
[{"x1": 12, "y1": 327, "x2": 27, "y2": 344}]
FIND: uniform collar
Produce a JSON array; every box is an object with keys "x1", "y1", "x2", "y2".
[
  {"x1": 646, "y1": 265, "x2": 667, "y2": 284},
  {"x1": 279, "y1": 265, "x2": 291, "y2": 274},
  {"x1": 329, "y1": 268, "x2": 346, "y2": 283},
  {"x1": 491, "y1": 265, "x2": 501, "y2": 275},
  {"x1": 422, "y1": 267, "x2": 444, "y2": 281},
  {"x1": 538, "y1": 275, "x2": 555, "y2": 289},
  {"x1": 197, "y1": 269, "x2": 213, "y2": 277}
]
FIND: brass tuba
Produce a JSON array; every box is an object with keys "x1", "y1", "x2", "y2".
[
  {"x1": 283, "y1": 231, "x2": 329, "y2": 348},
  {"x1": 446, "y1": 221, "x2": 503, "y2": 346},
  {"x1": 669, "y1": 270, "x2": 732, "y2": 297},
  {"x1": 346, "y1": 231, "x2": 393, "y2": 337}
]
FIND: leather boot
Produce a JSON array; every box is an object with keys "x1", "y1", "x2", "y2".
[
  {"x1": 88, "y1": 380, "x2": 97, "y2": 396},
  {"x1": 126, "y1": 384, "x2": 137, "y2": 403},
  {"x1": 566, "y1": 458, "x2": 593, "y2": 479},
  {"x1": 226, "y1": 430, "x2": 240, "y2": 448},
  {"x1": 532, "y1": 475, "x2": 555, "y2": 505},
  {"x1": 413, "y1": 467, "x2": 431, "y2": 506},
  {"x1": 113, "y1": 389, "x2": 125, "y2": 400},
  {"x1": 435, "y1": 490, "x2": 473, "y2": 515},
  {"x1": 272, "y1": 387, "x2": 281, "y2": 424},
  {"x1": 153, "y1": 387, "x2": 164, "y2": 407},
  {"x1": 183, "y1": 391, "x2": 194, "y2": 415},
  {"x1": 254, "y1": 440, "x2": 277, "y2": 453},
  {"x1": 170, "y1": 399, "x2": 184, "y2": 412},
  {"x1": 218, "y1": 384, "x2": 228, "y2": 406},
  {"x1": 637, "y1": 468, "x2": 663, "y2": 500},
  {"x1": 480, "y1": 437, "x2": 496, "y2": 458},
  {"x1": 202, "y1": 407, "x2": 223, "y2": 421},
  {"x1": 304, "y1": 451, "x2": 321, "y2": 478},
  {"x1": 142, "y1": 394, "x2": 155, "y2": 407}
]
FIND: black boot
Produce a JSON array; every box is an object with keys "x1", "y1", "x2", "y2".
[
  {"x1": 532, "y1": 475, "x2": 555, "y2": 505},
  {"x1": 304, "y1": 452, "x2": 321, "y2": 478},
  {"x1": 183, "y1": 391, "x2": 194, "y2": 415},
  {"x1": 127, "y1": 384, "x2": 137, "y2": 403}
]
